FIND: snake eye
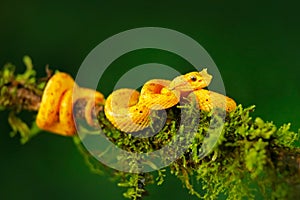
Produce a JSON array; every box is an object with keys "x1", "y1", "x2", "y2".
[{"x1": 190, "y1": 76, "x2": 197, "y2": 82}]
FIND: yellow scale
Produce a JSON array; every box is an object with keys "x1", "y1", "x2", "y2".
[{"x1": 36, "y1": 69, "x2": 236, "y2": 135}]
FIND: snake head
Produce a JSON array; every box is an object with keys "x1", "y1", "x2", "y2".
[{"x1": 168, "y1": 69, "x2": 213, "y2": 92}]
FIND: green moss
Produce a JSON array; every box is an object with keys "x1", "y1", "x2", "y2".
[
  {"x1": 0, "y1": 56, "x2": 43, "y2": 143},
  {"x1": 1, "y1": 57, "x2": 299, "y2": 199},
  {"x1": 72, "y1": 103, "x2": 299, "y2": 200}
]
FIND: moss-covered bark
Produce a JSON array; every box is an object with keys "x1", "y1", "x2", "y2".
[{"x1": 1, "y1": 57, "x2": 299, "y2": 199}]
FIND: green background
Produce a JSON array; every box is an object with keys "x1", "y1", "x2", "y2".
[{"x1": 1, "y1": 1, "x2": 299, "y2": 199}]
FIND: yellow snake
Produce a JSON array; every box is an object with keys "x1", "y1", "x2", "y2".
[
  {"x1": 36, "y1": 69, "x2": 236, "y2": 135},
  {"x1": 36, "y1": 72, "x2": 105, "y2": 136},
  {"x1": 104, "y1": 69, "x2": 236, "y2": 132}
]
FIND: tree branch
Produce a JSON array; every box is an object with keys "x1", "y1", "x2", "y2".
[{"x1": 1, "y1": 56, "x2": 299, "y2": 200}]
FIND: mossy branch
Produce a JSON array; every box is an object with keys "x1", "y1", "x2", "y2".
[
  {"x1": 1, "y1": 57, "x2": 299, "y2": 199},
  {"x1": 0, "y1": 56, "x2": 50, "y2": 143}
]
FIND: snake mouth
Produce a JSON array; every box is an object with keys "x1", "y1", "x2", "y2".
[
  {"x1": 168, "y1": 78, "x2": 209, "y2": 92},
  {"x1": 168, "y1": 80, "x2": 192, "y2": 92}
]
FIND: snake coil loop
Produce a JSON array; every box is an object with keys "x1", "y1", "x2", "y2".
[
  {"x1": 36, "y1": 72, "x2": 105, "y2": 136},
  {"x1": 36, "y1": 69, "x2": 236, "y2": 135},
  {"x1": 104, "y1": 69, "x2": 237, "y2": 133}
]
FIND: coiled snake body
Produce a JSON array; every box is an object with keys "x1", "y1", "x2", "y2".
[
  {"x1": 36, "y1": 72, "x2": 105, "y2": 136},
  {"x1": 36, "y1": 69, "x2": 236, "y2": 135},
  {"x1": 104, "y1": 69, "x2": 236, "y2": 132}
]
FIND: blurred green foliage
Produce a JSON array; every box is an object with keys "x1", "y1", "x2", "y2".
[{"x1": 0, "y1": 1, "x2": 299, "y2": 200}]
